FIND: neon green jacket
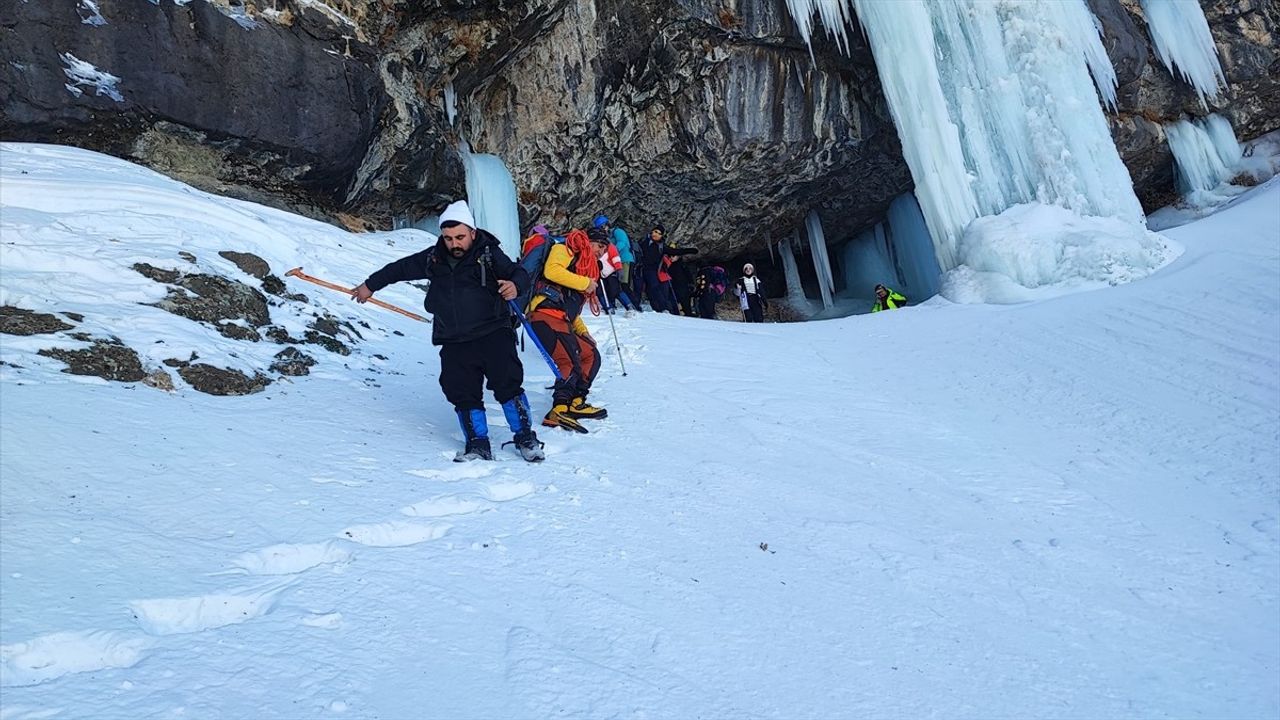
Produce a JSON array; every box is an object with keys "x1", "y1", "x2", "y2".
[{"x1": 872, "y1": 289, "x2": 907, "y2": 313}]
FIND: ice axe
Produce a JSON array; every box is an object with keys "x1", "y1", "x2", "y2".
[{"x1": 285, "y1": 267, "x2": 429, "y2": 323}]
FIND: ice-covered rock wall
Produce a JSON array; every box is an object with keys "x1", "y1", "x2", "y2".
[{"x1": 786, "y1": 0, "x2": 1145, "y2": 272}]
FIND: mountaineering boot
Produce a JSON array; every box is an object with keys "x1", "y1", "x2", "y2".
[
  {"x1": 564, "y1": 396, "x2": 607, "y2": 420},
  {"x1": 454, "y1": 408, "x2": 493, "y2": 462},
  {"x1": 505, "y1": 430, "x2": 546, "y2": 462},
  {"x1": 542, "y1": 404, "x2": 588, "y2": 434},
  {"x1": 500, "y1": 393, "x2": 546, "y2": 462},
  {"x1": 456, "y1": 436, "x2": 493, "y2": 462}
]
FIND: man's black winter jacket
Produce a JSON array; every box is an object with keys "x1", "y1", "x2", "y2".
[{"x1": 363, "y1": 229, "x2": 529, "y2": 346}]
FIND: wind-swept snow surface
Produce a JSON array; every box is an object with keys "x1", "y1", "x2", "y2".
[{"x1": 1, "y1": 145, "x2": 1278, "y2": 718}]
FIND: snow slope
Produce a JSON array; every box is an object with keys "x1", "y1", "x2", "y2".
[{"x1": 1, "y1": 145, "x2": 1278, "y2": 718}]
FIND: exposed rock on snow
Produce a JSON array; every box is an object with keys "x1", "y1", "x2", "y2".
[
  {"x1": 218, "y1": 250, "x2": 271, "y2": 280},
  {"x1": 133, "y1": 263, "x2": 272, "y2": 329},
  {"x1": 37, "y1": 338, "x2": 146, "y2": 382},
  {"x1": 270, "y1": 347, "x2": 317, "y2": 376},
  {"x1": 0, "y1": 306, "x2": 75, "y2": 336},
  {"x1": 177, "y1": 363, "x2": 272, "y2": 396}
]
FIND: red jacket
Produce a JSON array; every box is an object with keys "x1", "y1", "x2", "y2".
[{"x1": 658, "y1": 255, "x2": 673, "y2": 283}]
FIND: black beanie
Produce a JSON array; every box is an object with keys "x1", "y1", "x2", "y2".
[
  {"x1": 587, "y1": 227, "x2": 609, "y2": 244},
  {"x1": 652, "y1": 224, "x2": 666, "y2": 235}
]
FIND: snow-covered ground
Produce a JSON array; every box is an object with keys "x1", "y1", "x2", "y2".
[{"x1": 1, "y1": 144, "x2": 1277, "y2": 718}]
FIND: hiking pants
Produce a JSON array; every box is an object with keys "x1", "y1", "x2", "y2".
[
  {"x1": 744, "y1": 294, "x2": 764, "y2": 323},
  {"x1": 438, "y1": 327, "x2": 524, "y2": 411},
  {"x1": 529, "y1": 309, "x2": 600, "y2": 405},
  {"x1": 697, "y1": 293, "x2": 718, "y2": 319},
  {"x1": 604, "y1": 274, "x2": 635, "y2": 311},
  {"x1": 643, "y1": 269, "x2": 667, "y2": 312}
]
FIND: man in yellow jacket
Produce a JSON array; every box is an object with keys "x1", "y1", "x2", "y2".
[
  {"x1": 527, "y1": 227, "x2": 609, "y2": 433},
  {"x1": 871, "y1": 283, "x2": 908, "y2": 313}
]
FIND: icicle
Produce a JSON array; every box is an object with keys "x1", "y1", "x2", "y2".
[
  {"x1": 767, "y1": 240, "x2": 776, "y2": 266},
  {"x1": 1165, "y1": 114, "x2": 1241, "y2": 193},
  {"x1": 779, "y1": 234, "x2": 808, "y2": 309},
  {"x1": 804, "y1": 211, "x2": 834, "y2": 309},
  {"x1": 885, "y1": 193, "x2": 942, "y2": 299},
  {"x1": 841, "y1": 223, "x2": 897, "y2": 301},
  {"x1": 1139, "y1": 0, "x2": 1225, "y2": 108},
  {"x1": 443, "y1": 82, "x2": 458, "y2": 127},
  {"x1": 1203, "y1": 114, "x2": 1243, "y2": 168},
  {"x1": 461, "y1": 142, "x2": 521, "y2": 259}
]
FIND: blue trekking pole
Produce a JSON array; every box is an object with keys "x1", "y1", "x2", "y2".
[{"x1": 509, "y1": 300, "x2": 564, "y2": 381}]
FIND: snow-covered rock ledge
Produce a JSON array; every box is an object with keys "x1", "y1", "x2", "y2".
[{"x1": 0, "y1": 143, "x2": 431, "y2": 395}]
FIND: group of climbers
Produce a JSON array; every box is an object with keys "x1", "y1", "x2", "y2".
[{"x1": 351, "y1": 199, "x2": 912, "y2": 464}]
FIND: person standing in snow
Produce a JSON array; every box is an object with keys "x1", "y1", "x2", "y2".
[
  {"x1": 608, "y1": 217, "x2": 640, "y2": 311},
  {"x1": 640, "y1": 225, "x2": 671, "y2": 313},
  {"x1": 350, "y1": 200, "x2": 545, "y2": 463},
  {"x1": 668, "y1": 251, "x2": 697, "y2": 317},
  {"x1": 527, "y1": 227, "x2": 608, "y2": 434},
  {"x1": 590, "y1": 224, "x2": 640, "y2": 314},
  {"x1": 737, "y1": 263, "x2": 766, "y2": 323},
  {"x1": 692, "y1": 266, "x2": 727, "y2": 319},
  {"x1": 871, "y1": 284, "x2": 907, "y2": 313}
]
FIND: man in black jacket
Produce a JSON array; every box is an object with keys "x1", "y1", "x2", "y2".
[{"x1": 351, "y1": 200, "x2": 544, "y2": 463}]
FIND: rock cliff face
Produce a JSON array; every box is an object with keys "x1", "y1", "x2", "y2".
[
  {"x1": 1, "y1": 0, "x2": 384, "y2": 218},
  {"x1": 1092, "y1": 0, "x2": 1279, "y2": 209},
  {"x1": 2, "y1": 0, "x2": 1276, "y2": 257}
]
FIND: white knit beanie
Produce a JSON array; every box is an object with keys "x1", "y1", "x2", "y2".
[{"x1": 439, "y1": 200, "x2": 476, "y2": 229}]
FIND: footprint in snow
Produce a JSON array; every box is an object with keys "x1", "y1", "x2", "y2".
[
  {"x1": 401, "y1": 482, "x2": 534, "y2": 517},
  {"x1": 405, "y1": 464, "x2": 496, "y2": 482},
  {"x1": 310, "y1": 476, "x2": 367, "y2": 488},
  {"x1": 480, "y1": 480, "x2": 535, "y2": 502},
  {"x1": 300, "y1": 612, "x2": 343, "y2": 630},
  {"x1": 228, "y1": 540, "x2": 353, "y2": 575},
  {"x1": 339, "y1": 520, "x2": 451, "y2": 547},
  {"x1": 400, "y1": 494, "x2": 491, "y2": 518},
  {"x1": 0, "y1": 630, "x2": 151, "y2": 687},
  {"x1": 129, "y1": 581, "x2": 289, "y2": 636}
]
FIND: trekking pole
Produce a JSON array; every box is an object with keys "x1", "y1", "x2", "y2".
[
  {"x1": 285, "y1": 267, "x2": 429, "y2": 323},
  {"x1": 596, "y1": 284, "x2": 628, "y2": 377},
  {"x1": 508, "y1": 300, "x2": 565, "y2": 381}
]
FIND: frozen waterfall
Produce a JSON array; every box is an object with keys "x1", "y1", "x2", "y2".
[
  {"x1": 1165, "y1": 114, "x2": 1242, "y2": 193},
  {"x1": 784, "y1": 0, "x2": 1167, "y2": 302},
  {"x1": 1139, "y1": 0, "x2": 1225, "y2": 107},
  {"x1": 461, "y1": 144, "x2": 521, "y2": 260}
]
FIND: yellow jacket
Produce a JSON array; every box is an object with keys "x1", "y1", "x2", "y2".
[{"x1": 528, "y1": 243, "x2": 592, "y2": 335}]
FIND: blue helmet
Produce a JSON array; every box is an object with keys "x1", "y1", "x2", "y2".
[{"x1": 592, "y1": 214, "x2": 609, "y2": 228}]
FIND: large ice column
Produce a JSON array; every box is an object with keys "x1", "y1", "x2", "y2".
[
  {"x1": 804, "y1": 211, "x2": 835, "y2": 309},
  {"x1": 1164, "y1": 114, "x2": 1242, "y2": 193},
  {"x1": 838, "y1": 192, "x2": 941, "y2": 303},
  {"x1": 841, "y1": 224, "x2": 898, "y2": 300},
  {"x1": 785, "y1": 0, "x2": 1142, "y2": 271},
  {"x1": 778, "y1": 235, "x2": 809, "y2": 309},
  {"x1": 886, "y1": 193, "x2": 942, "y2": 299},
  {"x1": 461, "y1": 144, "x2": 521, "y2": 259},
  {"x1": 1139, "y1": 0, "x2": 1225, "y2": 107}
]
